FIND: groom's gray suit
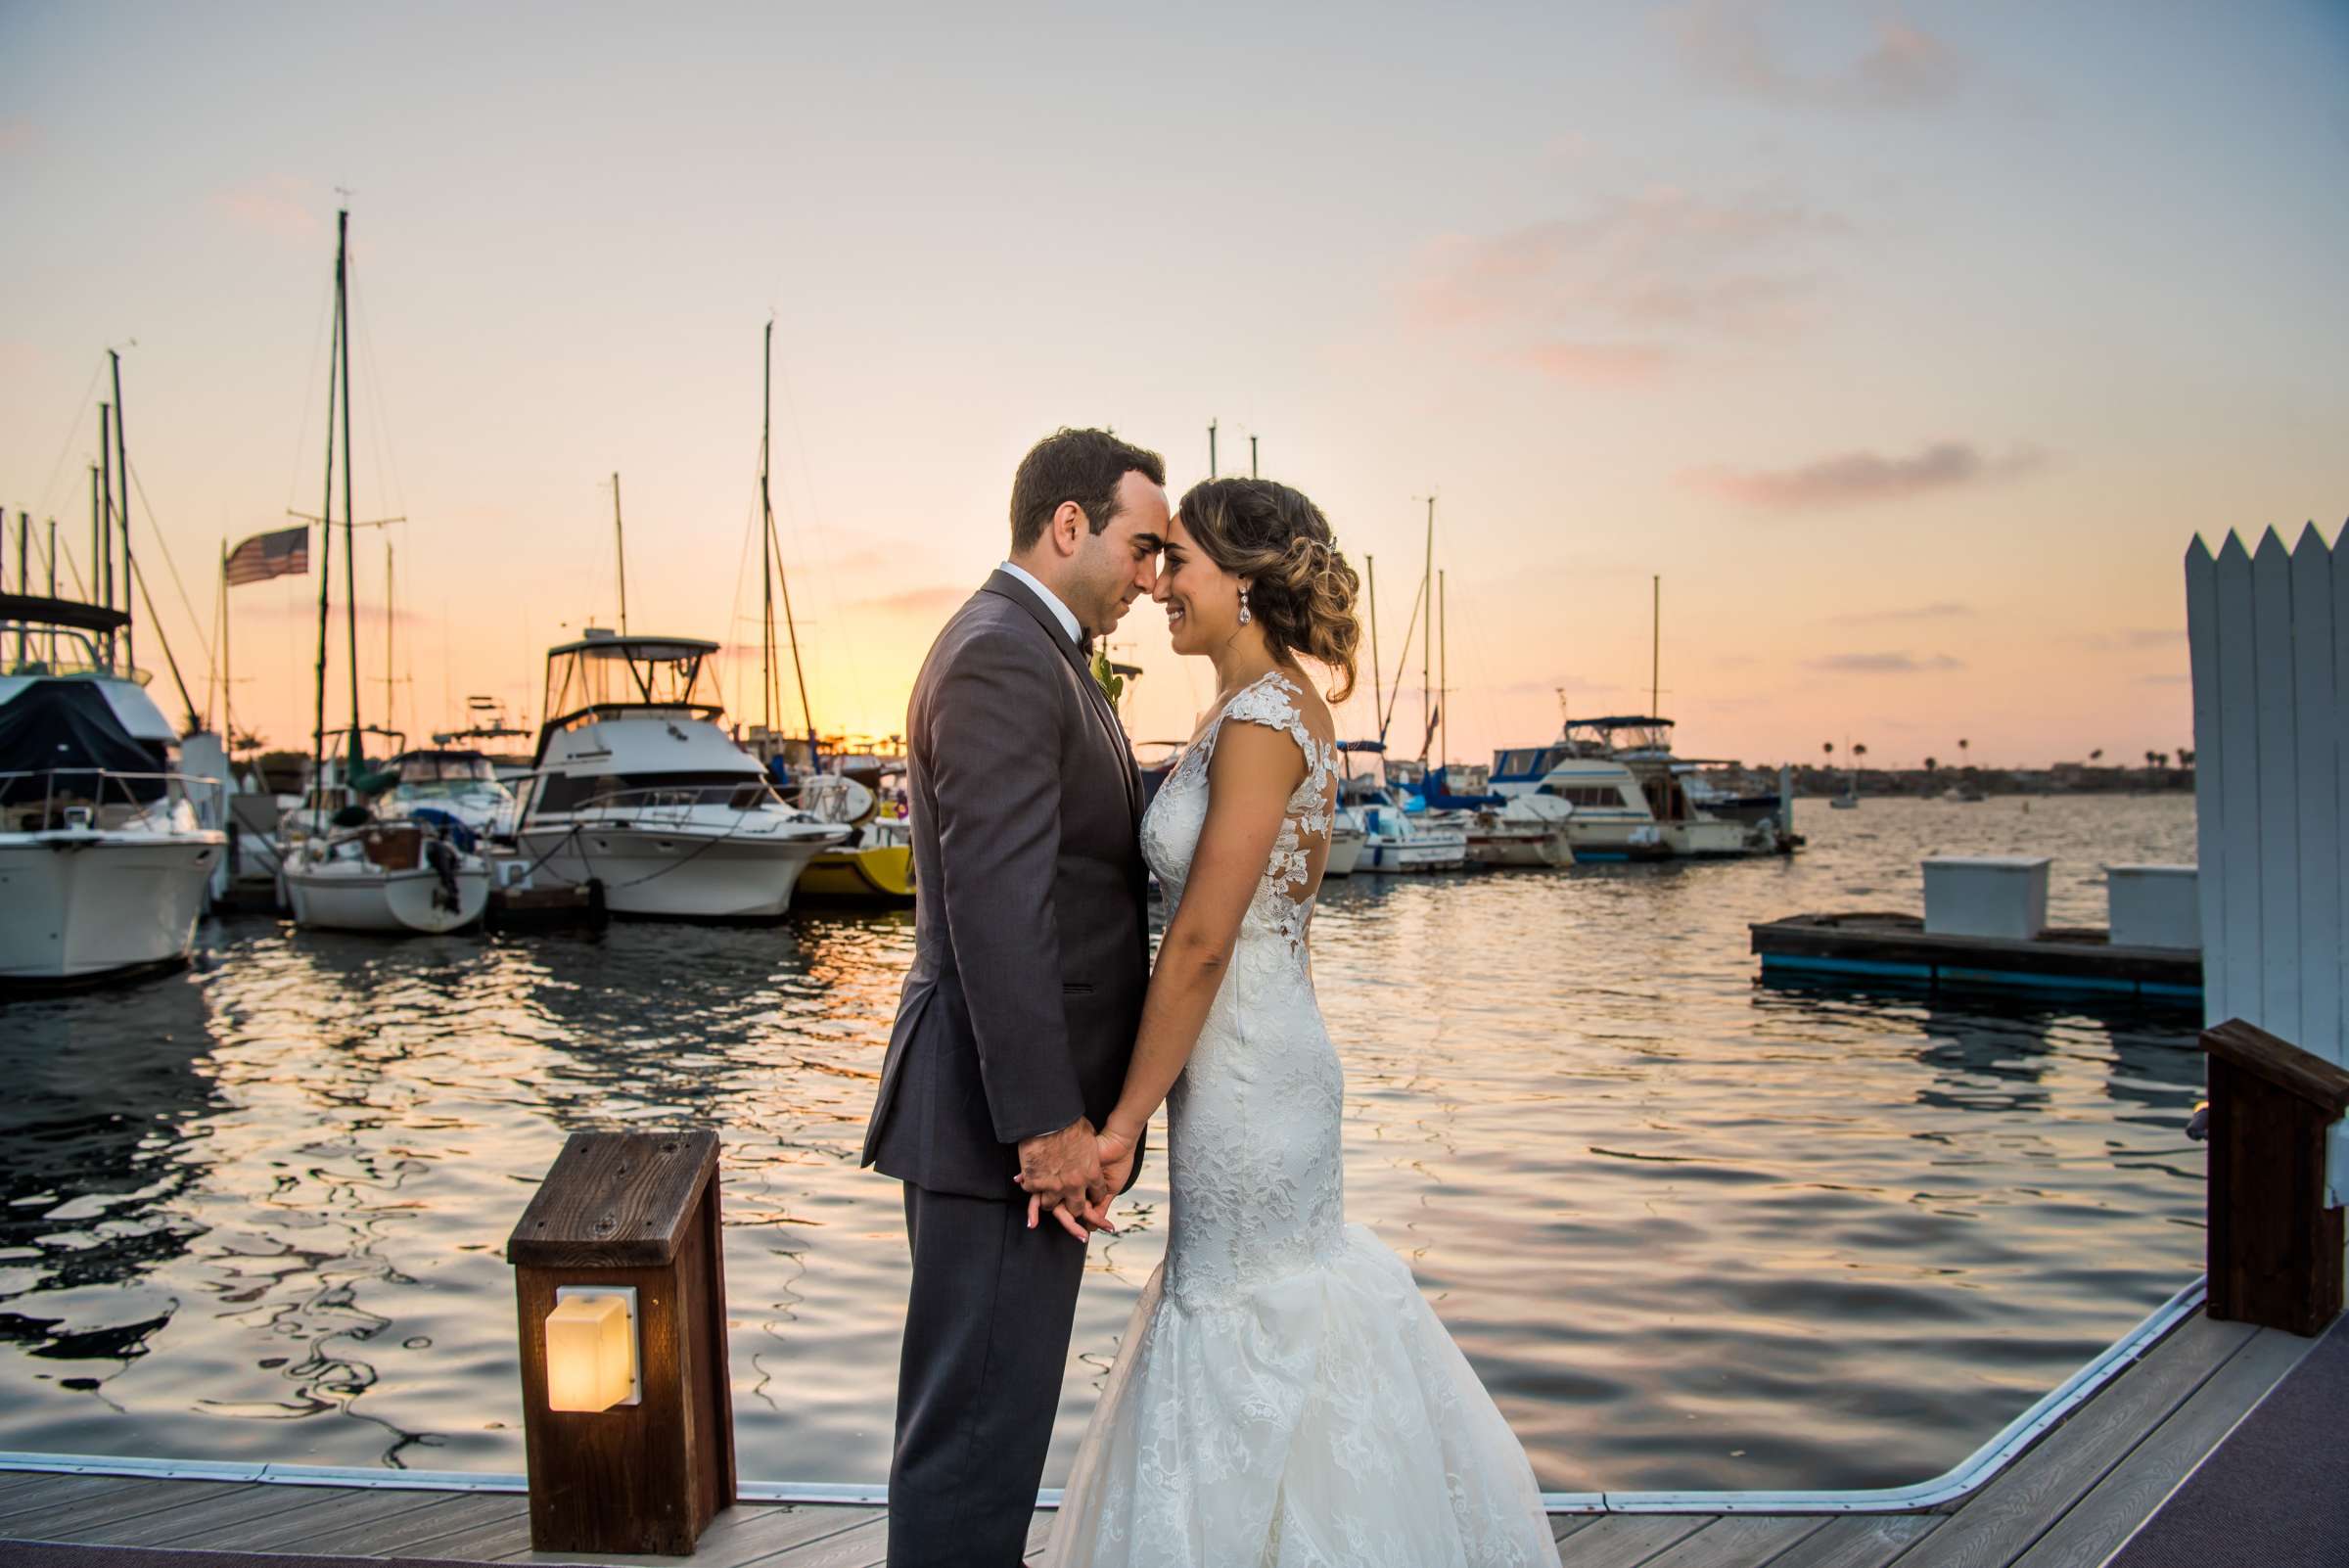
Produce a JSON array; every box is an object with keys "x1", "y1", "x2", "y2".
[{"x1": 862, "y1": 569, "x2": 1149, "y2": 1568}]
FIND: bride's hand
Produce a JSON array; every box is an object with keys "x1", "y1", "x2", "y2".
[{"x1": 1097, "y1": 1121, "x2": 1140, "y2": 1196}]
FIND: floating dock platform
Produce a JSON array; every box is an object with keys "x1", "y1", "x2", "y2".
[{"x1": 1751, "y1": 911, "x2": 2201, "y2": 1007}]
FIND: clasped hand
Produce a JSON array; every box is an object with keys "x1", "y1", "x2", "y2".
[{"x1": 1016, "y1": 1118, "x2": 1140, "y2": 1240}]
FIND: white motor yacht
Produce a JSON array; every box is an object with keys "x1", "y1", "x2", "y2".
[
  {"x1": 1489, "y1": 717, "x2": 1793, "y2": 860},
  {"x1": 514, "y1": 631, "x2": 848, "y2": 919},
  {"x1": 1465, "y1": 793, "x2": 1575, "y2": 867},
  {"x1": 0, "y1": 595, "x2": 225, "y2": 984}
]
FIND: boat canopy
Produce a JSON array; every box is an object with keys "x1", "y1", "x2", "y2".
[
  {"x1": 537, "y1": 629, "x2": 724, "y2": 756},
  {"x1": 0, "y1": 681, "x2": 167, "y2": 805},
  {"x1": 0, "y1": 592, "x2": 131, "y2": 637},
  {"x1": 1566, "y1": 715, "x2": 1676, "y2": 731}
]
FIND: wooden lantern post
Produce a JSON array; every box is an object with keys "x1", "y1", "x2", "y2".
[
  {"x1": 510, "y1": 1130, "x2": 736, "y2": 1554},
  {"x1": 2201, "y1": 1020, "x2": 2349, "y2": 1337}
]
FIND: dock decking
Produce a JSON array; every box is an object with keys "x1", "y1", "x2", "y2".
[{"x1": 0, "y1": 1306, "x2": 2319, "y2": 1568}]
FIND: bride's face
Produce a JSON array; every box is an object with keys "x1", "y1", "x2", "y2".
[{"x1": 1152, "y1": 513, "x2": 1241, "y2": 657}]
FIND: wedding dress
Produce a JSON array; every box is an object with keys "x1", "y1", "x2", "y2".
[{"x1": 1045, "y1": 671, "x2": 1560, "y2": 1568}]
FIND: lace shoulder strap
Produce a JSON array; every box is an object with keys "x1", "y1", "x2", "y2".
[{"x1": 1206, "y1": 671, "x2": 1313, "y2": 766}]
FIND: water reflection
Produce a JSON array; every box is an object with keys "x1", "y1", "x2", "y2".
[
  {"x1": 0, "y1": 978, "x2": 219, "y2": 1397},
  {"x1": 0, "y1": 797, "x2": 2206, "y2": 1491}
]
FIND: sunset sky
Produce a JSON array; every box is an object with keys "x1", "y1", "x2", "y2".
[{"x1": 3, "y1": 2, "x2": 2343, "y2": 769}]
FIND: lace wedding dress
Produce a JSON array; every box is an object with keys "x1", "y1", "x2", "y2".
[{"x1": 1044, "y1": 671, "x2": 1559, "y2": 1568}]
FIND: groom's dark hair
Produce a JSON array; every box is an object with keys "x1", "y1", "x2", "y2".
[{"x1": 1009, "y1": 428, "x2": 1166, "y2": 552}]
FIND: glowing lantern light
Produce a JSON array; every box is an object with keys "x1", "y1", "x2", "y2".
[{"x1": 545, "y1": 1286, "x2": 639, "y2": 1412}]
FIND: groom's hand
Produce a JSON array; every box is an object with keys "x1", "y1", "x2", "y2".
[{"x1": 1016, "y1": 1118, "x2": 1110, "y2": 1241}]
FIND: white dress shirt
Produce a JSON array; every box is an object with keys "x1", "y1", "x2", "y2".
[{"x1": 998, "y1": 560, "x2": 1083, "y2": 648}]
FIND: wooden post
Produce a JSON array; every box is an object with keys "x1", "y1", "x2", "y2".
[
  {"x1": 2201, "y1": 1018, "x2": 2349, "y2": 1336},
  {"x1": 509, "y1": 1130, "x2": 736, "y2": 1554}
]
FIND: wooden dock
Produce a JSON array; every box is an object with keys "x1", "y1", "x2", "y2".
[
  {"x1": 1750, "y1": 911, "x2": 2202, "y2": 1008},
  {"x1": 0, "y1": 1305, "x2": 2321, "y2": 1567}
]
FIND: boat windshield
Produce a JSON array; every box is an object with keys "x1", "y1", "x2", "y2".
[
  {"x1": 534, "y1": 768, "x2": 778, "y2": 815},
  {"x1": 395, "y1": 754, "x2": 502, "y2": 787}
]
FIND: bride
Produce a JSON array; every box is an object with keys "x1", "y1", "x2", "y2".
[{"x1": 1028, "y1": 479, "x2": 1560, "y2": 1567}]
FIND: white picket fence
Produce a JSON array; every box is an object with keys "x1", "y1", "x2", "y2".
[{"x1": 2186, "y1": 522, "x2": 2348, "y2": 1066}]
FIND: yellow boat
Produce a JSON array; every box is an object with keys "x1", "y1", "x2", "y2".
[{"x1": 799, "y1": 840, "x2": 915, "y2": 901}]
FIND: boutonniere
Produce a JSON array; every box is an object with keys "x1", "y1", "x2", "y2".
[{"x1": 1090, "y1": 648, "x2": 1125, "y2": 706}]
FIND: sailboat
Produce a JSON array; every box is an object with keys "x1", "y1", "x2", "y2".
[
  {"x1": 740, "y1": 321, "x2": 913, "y2": 902},
  {"x1": 281, "y1": 210, "x2": 490, "y2": 935},
  {"x1": 0, "y1": 356, "x2": 226, "y2": 983},
  {"x1": 1342, "y1": 503, "x2": 1467, "y2": 873}
]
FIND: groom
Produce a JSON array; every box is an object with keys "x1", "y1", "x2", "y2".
[{"x1": 861, "y1": 427, "x2": 1168, "y2": 1567}]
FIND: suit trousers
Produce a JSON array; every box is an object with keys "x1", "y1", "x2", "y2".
[{"x1": 888, "y1": 1180, "x2": 1089, "y2": 1568}]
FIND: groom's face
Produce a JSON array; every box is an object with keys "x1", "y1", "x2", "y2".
[{"x1": 1070, "y1": 471, "x2": 1171, "y2": 637}]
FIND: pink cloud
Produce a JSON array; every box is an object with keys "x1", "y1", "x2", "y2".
[
  {"x1": 1404, "y1": 188, "x2": 1842, "y2": 381},
  {"x1": 1519, "y1": 341, "x2": 1671, "y2": 384},
  {"x1": 1669, "y1": 3, "x2": 1967, "y2": 109},
  {"x1": 1686, "y1": 441, "x2": 2048, "y2": 513},
  {"x1": 215, "y1": 176, "x2": 321, "y2": 241},
  {"x1": 1805, "y1": 652, "x2": 1965, "y2": 674}
]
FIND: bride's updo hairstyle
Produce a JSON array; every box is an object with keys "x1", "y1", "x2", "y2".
[{"x1": 1176, "y1": 478, "x2": 1361, "y2": 703}]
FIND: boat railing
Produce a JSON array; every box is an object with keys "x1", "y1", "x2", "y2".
[
  {"x1": 0, "y1": 650, "x2": 155, "y2": 684},
  {"x1": 0, "y1": 766, "x2": 224, "y2": 835}
]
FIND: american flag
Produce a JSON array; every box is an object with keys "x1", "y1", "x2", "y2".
[{"x1": 223, "y1": 525, "x2": 309, "y2": 586}]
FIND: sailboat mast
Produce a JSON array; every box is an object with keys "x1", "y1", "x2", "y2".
[
  {"x1": 1650, "y1": 574, "x2": 1660, "y2": 718},
  {"x1": 1419, "y1": 496, "x2": 1433, "y2": 764},
  {"x1": 340, "y1": 209, "x2": 359, "y2": 761},
  {"x1": 217, "y1": 543, "x2": 229, "y2": 740},
  {"x1": 98, "y1": 403, "x2": 114, "y2": 656},
  {"x1": 111, "y1": 349, "x2": 133, "y2": 674},
  {"x1": 1366, "y1": 555, "x2": 1383, "y2": 743},
  {"x1": 1439, "y1": 568, "x2": 1448, "y2": 767},
  {"x1": 310, "y1": 214, "x2": 344, "y2": 828},
  {"x1": 386, "y1": 537, "x2": 396, "y2": 738},
  {"x1": 612, "y1": 472, "x2": 628, "y2": 634},
  {"x1": 760, "y1": 330, "x2": 774, "y2": 736},
  {"x1": 762, "y1": 321, "x2": 815, "y2": 751}
]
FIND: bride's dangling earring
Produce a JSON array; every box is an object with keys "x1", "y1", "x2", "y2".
[{"x1": 1237, "y1": 584, "x2": 1252, "y2": 626}]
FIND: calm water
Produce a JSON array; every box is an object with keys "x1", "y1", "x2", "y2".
[{"x1": 0, "y1": 795, "x2": 2204, "y2": 1493}]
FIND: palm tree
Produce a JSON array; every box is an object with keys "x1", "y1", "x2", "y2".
[
  {"x1": 1958, "y1": 738, "x2": 1970, "y2": 769},
  {"x1": 2145, "y1": 750, "x2": 2159, "y2": 770},
  {"x1": 1923, "y1": 755, "x2": 1938, "y2": 774},
  {"x1": 1853, "y1": 743, "x2": 1868, "y2": 765},
  {"x1": 2180, "y1": 747, "x2": 2195, "y2": 767}
]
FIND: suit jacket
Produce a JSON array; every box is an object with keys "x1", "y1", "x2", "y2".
[{"x1": 861, "y1": 570, "x2": 1151, "y2": 1200}]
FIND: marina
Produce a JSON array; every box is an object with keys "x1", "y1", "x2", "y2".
[{"x1": 0, "y1": 799, "x2": 2208, "y2": 1497}]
